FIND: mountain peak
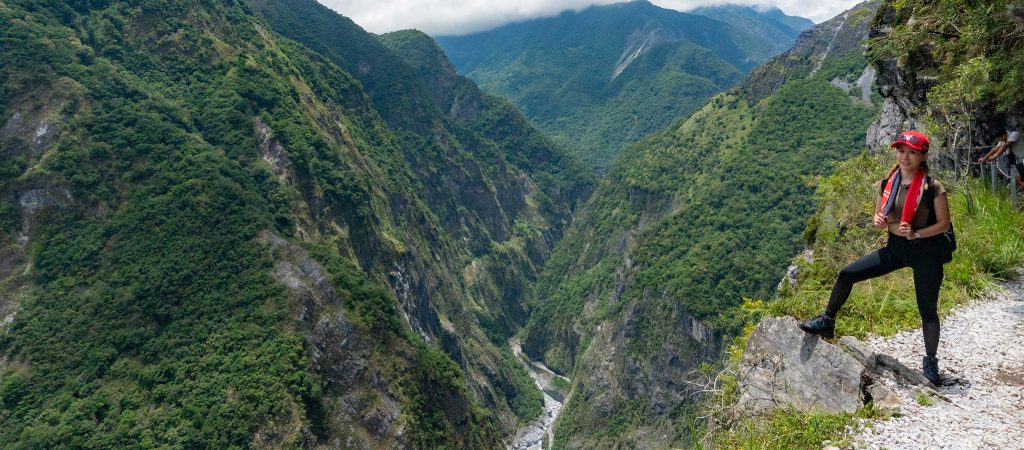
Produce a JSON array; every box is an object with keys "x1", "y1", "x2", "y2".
[
  {"x1": 689, "y1": 3, "x2": 814, "y2": 36},
  {"x1": 436, "y1": 1, "x2": 805, "y2": 170}
]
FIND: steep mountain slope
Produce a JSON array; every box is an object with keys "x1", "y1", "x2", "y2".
[
  {"x1": 521, "y1": 1, "x2": 882, "y2": 447},
  {"x1": 435, "y1": 1, "x2": 810, "y2": 172},
  {"x1": 244, "y1": 0, "x2": 594, "y2": 343},
  {"x1": 0, "y1": 0, "x2": 591, "y2": 447}
]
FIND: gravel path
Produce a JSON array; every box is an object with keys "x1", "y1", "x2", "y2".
[{"x1": 850, "y1": 271, "x2": 1024, "y2": 450}]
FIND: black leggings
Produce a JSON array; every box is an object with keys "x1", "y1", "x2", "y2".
[{"x1": 825, "y1": 233, "x2": 944, "y2": 357}]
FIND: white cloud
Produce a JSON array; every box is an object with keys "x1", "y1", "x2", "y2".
[{"x1": 320, "y1": 0, "x2": 866, "y2": 36}]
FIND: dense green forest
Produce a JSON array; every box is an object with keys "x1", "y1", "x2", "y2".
[
  {"x1": 0, "y1": 0, "x2": 593, "y2": 447},
  {"x1": 436, "y1": 1, "x2": 811, "y2": 171},
  {"x1": 521, "y1": 2, "x2": 882, "y2": 447}
]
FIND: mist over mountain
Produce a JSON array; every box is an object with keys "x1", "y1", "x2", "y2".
[
  {"x1": 436, "y1": 1, "x2": 812, "y2": 172},
  {"x1": 689, "y1": 4, "x2": 813, "y2": 46}
]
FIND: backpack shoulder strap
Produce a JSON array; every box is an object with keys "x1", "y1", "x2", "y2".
[{"x1": 925, "y1": 175, "x2": 938, "y2": 226}]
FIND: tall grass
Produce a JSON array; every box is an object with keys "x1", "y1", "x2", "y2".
[{"x1": 710, "y1": 407, "x2": 885, "y2": 450}]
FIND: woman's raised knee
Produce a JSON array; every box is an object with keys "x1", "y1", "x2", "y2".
[{"x1": 837, "y1": 267, "x2": 858, "y2": 283}]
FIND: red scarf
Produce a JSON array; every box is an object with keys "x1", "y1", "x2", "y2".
[{"x1": 879, "y1": 168, "x2": 926, "y2": 224}]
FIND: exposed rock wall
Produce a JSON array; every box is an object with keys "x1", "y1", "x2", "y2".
[
  {"x1": 866, "y1": 1, "x2": 1020, "y2": 156},
  {"x1": 864, "y1": 2, "x2": 933, "y2": 152},
  {"x1": 262, "y1": 232, "x2": 407, "y2": 448}
]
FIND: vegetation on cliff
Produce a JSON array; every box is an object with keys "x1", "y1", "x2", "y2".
[
  {"x1": 0, "y1": 0, "x2": 594, "y2": 446},
  {"x1": 868, "y1": 0, "x2": 1024, "y2": 113},
  {"x1": 521, "y1": 3, "x2": 883, "y2": 446}
]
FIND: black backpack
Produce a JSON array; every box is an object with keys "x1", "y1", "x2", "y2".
[{"x1": 924, "y1": 176, "x2": 956, "y2": 263}]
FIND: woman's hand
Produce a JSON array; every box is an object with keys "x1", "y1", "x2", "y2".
[
  {"x1": 898, "y1": 221, "x2": 915, "y2": 239},
  {"x1": 873, "y1": 212, "x2": 887, "y2": 229}
]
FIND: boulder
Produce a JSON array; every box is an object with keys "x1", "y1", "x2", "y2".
[
  {"x1": 736, "y1": 316, "x2": 936, "y2": 416},
  {"x1": 840, "y1": 335, "x2": 933, "y2": 387},
  {"x1": 876, "y1": 353, "x2": 932, "y2": 387},
  {"x1": 738, "y1": 316, "x2": 866, "y2": 413},
  {"x1": 867, "y1": 382, "x2": 902, "y2": 410}
]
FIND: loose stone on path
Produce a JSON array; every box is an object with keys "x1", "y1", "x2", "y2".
[{"x1": 850, "y1": 272, "x2": 1024, "y2": 450}]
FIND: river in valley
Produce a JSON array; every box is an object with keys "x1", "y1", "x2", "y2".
[{"x1": 508, "y1": 339, "x2": 571, "y2": 450}]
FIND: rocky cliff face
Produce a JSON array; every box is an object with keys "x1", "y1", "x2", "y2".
[
  {"x1": 866, "y1": 0, "x2": 1021, "y2": 155},
  {"x1": 864, "y1": 2, "x2": 936, "y2": 151}
]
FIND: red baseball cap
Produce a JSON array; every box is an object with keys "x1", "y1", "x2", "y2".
[{"x1": 891, "y1": 130, "x2": 930, "y2": 153}]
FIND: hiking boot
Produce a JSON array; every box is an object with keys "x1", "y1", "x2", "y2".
[
  {"x1": 922, "y1": 356, "x2": 941, "y2": 386},
  {"x1": 798, "y1": 314, "x2": 835, "y2": 339}
]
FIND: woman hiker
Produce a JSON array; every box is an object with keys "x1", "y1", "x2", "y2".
[{"x1": 798, "y1": 130, "x2": 951, "y2": 386}]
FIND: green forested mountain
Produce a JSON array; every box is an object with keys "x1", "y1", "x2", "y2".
[
  {"x1": 689, "y1": 4, "x2": 812, "y2": 50},
  {"x1": 435, "y1": 1, "x2": 811, "y2": 172},
  {"x1": 244, "y1": 0, "x2": 593, "y2": 211},
  {"x1": 0, "y1": 0, "x2": 592, "y2": 447},
  {"x1": 521, "y1": 2, "x2": 882, "y2": 447}
]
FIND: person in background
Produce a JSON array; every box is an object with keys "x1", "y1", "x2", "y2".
[
  {"x1": 978, "y1": 129, "x2": 1024, "y2": 188},
  {"x1": 1009, "y1": 130, "x2": 1024, "y2": 188},
  {"x1": 799, "y1": 131, "x2": 951, "y2": 386},
  {"x1": 977, "y1": 131, "x2": 1008, "y2": 164}
]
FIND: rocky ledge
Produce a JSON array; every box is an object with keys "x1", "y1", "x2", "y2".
[{"x1": 737, "y1": 316, "x2": 931, "y2": 415}]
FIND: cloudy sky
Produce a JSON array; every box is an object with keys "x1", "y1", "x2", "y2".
[{"x1": 320, "y1": 0, "x2": 864, "y2": 36}]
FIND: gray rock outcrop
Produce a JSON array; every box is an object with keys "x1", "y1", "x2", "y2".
[
  {"x1": 1, "y1": 97, "x2": 67, "y2": 157},
  {"x1": 738, "y1": 316, "x2": 866, "y2": 413},
  {"x1": 866, "y1": 0, "x2": 1017, "y2": 157},
  {"x1": 253, "y1": 117, "x2": 294, "y2": 185},
  {"x1": 13, "y1": 187, "x2": 72, "y2": 238},
  {"x1": 260, "y1": 231, "x2": 406, "y2": 448},
  {"x1": 738, "y1": 316, "x2": 932, "y2": 415}
]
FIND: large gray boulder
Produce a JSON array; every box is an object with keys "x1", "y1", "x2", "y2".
[
  {"x1": 737, "y1": 316, "x2": 932, "y2": 415},
  {"x1": 738, "y1": 316, "x2": 866, "y2": 413}
]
